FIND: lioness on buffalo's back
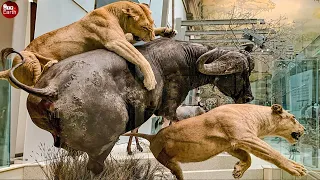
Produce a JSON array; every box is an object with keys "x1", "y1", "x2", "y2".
[
  {"x1": 0, "y1": 1, "x2": 175, "y2": 90},
  {"x1": 124, "y1": 104, "x2": 306, "y2": 180}
]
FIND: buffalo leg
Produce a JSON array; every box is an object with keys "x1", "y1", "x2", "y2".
[
  {"x1": 134, "y1": 128, "x2": 143, "y2": 152},
  {"x1": 126, "y1": 127, "x2": 139, "y2": 155},
  {"x1": 127, "y1": 134, "x2": 134, "y2": 155},
  {"x1": 87, "y1": 140, "x2": 117, "y2": 174}
]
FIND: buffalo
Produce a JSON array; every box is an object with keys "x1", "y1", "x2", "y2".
[
  {"x1": 9, "y1": 38, "x2": 254, "y2": 174},
  {"x1": 176, "y1": 105, "x2": 206, "y2": 120}
]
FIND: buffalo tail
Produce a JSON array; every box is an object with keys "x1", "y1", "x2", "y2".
[
  {"x1": 123, "y1": 132, "x2": 155, "y2": 142},
  {"x1": 8, "y1": 50, "x2": 58, "y2": 100}
]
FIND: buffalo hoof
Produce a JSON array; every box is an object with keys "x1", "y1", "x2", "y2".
[
  {"x1": 87, "y1": 159, "x2": 104, "y2": 175},
  {"x1": 137, "y1": 145, "x2": 143, "y2": 152}
]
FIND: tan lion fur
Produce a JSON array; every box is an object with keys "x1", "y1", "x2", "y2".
[
  {"x1": 124, "y1": 104, "x2": 306, "y2": 180},
  {"x1": 0, "y1": 1, "x2": 174, "y2": 90}
]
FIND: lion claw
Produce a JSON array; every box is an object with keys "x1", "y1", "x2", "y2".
[
  {"x1": 285, "y1": 160, "x2": 307, "y2": 176},
  {"x1": 232, "y1": 164, "x2": 244, "y2": 179},
  {"x1": 232, "y1": 170, "x2": 242, "y2": 179},
  {"x1": 43, "y1": 60, "x2": 58, "y2": 73},
  {"x1": 162, "y1": 28, "x2": 177, "y2": 38}
]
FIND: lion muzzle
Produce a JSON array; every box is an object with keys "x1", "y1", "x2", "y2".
[{"x1": 291, "y1": 132, "x2": 302, "y2": 141}]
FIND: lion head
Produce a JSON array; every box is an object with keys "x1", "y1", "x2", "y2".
[
  {"x1": 271, "y1": 104, "x2": 305, "y2": 144},
  {"x1": 122, "y1": 3, "x2": 155, "y2": 42}
]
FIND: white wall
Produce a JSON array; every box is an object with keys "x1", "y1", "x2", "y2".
[
  {"x1": 139, "y1": 0, "x2": 163, "y2": 27},
  {"x1": 23, "y1": 0, "x2": 92, "y2": 163},
  {"x1": 10, "y1": 0, "x2": 29, "y2": 159}
]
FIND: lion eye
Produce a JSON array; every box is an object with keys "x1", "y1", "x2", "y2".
[{"x1": 143, "y1": 27, "x2": 149, "y2": 31}]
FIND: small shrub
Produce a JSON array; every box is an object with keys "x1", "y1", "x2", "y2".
[{"x1": 33, "y1": 143, "x2": 170, "y2": 180}]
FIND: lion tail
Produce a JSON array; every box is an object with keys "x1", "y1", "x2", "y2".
[
  {"x1": 123, "y1": 132, "x2": 156, "y2": 142},
  {"x1": 0, "y1": 69, "x2": 9, "y2": 80},
  {"x1": 1, "y1": 48, "x2": 15, "y2": 70}
]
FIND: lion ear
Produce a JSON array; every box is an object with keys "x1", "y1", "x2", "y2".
[
  {"x1": 141, "y1": 3, "x2": 150, "y2": 8},
  {"x1": 271, "y1": 104, "x2": 283, "y2": 114},
  {"x1": 122, "y1": 8, "x2": 140, "y2": 21}
]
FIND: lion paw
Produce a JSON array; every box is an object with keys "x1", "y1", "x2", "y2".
[
  {"x1": 232, "y1": 162, "x2": 247, "y2": 179},
  {"x1": 43, "y1": 60, "x2": 58, "y2": 73},
  {"x1": 285, "y1": 160, "x2": 307, "y2": 176},
  {"x1": 160, "y1": 28, "x2": 177, "y2": 38},
  {"x1": 125, "y1": 33, "x2": 137, "y2": 44}
]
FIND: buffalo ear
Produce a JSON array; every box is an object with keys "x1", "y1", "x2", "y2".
[
  {"x1": 122, "y1": 8, "x2": 140, "y2": 21},
  {"x1": 271, "y1": 104, "x2": 283, "y2": 114},
  {"x1": 196, "y1": 48, "x2": 249, "y2": 75}
]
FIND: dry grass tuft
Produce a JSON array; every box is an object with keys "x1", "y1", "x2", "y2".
[{"x1": 33, "y1": 143, "x2": 170, "y2": 180}]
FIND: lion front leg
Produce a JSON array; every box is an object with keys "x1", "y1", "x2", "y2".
[
  {"x1": 226, "y1": 149, "x2": 251, "y2": 179},
  {"x1": 236, "y1": 137, "x2": 307, "y2": 177},
  {"x1": 104, "y1": 40, "x2": 157, "y2": 91}
]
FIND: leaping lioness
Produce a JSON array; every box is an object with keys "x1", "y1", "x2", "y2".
[
  {"x1": 0, "y1": 1, "x2": 175, "y2": 90},
  {"x1": 124, "y1": 104, "x2": 306, "y2": 180}
]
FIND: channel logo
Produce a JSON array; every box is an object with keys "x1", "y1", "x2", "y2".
[{"x1": 1, "y1": 1, "x2": 19, "y2": 18}]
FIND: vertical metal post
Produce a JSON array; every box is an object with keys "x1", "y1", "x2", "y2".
[
  {"x1": 30, "y1": 0, "x2": 37, "y2": 42},
  {"x1": 316, "y1": 58, "x2": 319, "y2": 168},
  {"x1": 161, "y1": 0, "x2": 169, "y2": 27},
  {"x1": 172, "y1": 0, "x2": 174, "y2": 30},
  {"x1": 175, "y1": 18, "x2": 182, "y2": 40}
]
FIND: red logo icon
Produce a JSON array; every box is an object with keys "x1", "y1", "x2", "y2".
[{"x1": 1, "y1": 1, "x2": 19, "y2": 18}]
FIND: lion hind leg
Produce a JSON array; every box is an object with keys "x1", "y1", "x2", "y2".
[
  {"x1": 156, "y1": 150, "x2": 183, "y2": 180},
  {"x1": 226, "y1": 149, "x2": 251, "y2": 179},
  {"x1": 236, "y1": 137, "x2": 307, "y2": 177},
  {"x1": 7, "y1": 52, "x2": 42, "y2": 87},
  {"x1": 0, "y1": 69, "x2": 9, "y2": 80},
  {"x1": 104, "y1": 40, "x2": 156, "y2": 91}
]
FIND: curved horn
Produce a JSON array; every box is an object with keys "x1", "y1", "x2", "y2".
[{"x1": 197, "y1": 48, "x2": 249, "y2": 75}]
